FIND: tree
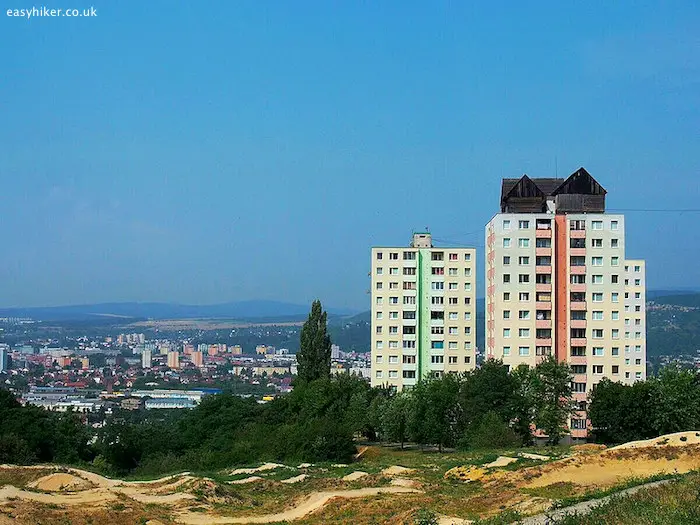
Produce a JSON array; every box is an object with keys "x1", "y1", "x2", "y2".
[
  {"x1": 510, "y1": 364, "x2": 536, "y2": 445},
  {"x1": 532, "y1": 357, "x2": 575, "y2": 446},
  {"x1": 296, "y1": 300, "x2": 332, "y2": 383},
  {"x1": 459, "y1": 360, "x2": 517, "y2": 434},
  {"x1": 382, "y1": 392, "x2": 411, "y2": 449}
]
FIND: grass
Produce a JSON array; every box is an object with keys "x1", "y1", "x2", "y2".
[{"x1": 551, "y1": 472, "x2": 700, "y2": 524}]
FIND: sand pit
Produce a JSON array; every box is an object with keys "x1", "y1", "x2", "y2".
[
  {"x1": 342, "y1": 471, "x2": 368, "y2": 481},
  {"x1": 609, "y1": 431, "x2": 700, "y2": 450},
  {"x1": 444, "y1": 466, "x2": 487, "y2": 483},
  {"x1": 484, "y1": 456, "x2": 518, "y2": 468},
  {"x1": 229, "y1": 476, "x2": 264, "y2": 485},
  {"x1": 230, "y1": 463, "x2": 285, "y2": 476},
  {"x1": 381, "y1": 465, "x2": 415, "y2": 477},
  {"x1": 281, "y1": 474, "x2": 308, "y2": 484},
  {"x1": 28, "y1": 473, "x2": 94, "y2": 492}
]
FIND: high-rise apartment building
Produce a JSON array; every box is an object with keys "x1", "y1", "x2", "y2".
[
  {"x1": 142, "y1": 348, "x2": 152, "y2": 369},
  {"x1": 0, "y1": 345, "x2": 8, "y2": 373},
  {"x1": 167, "y1": 351, "x2": 180, "y2": 369},
  {"x1": 191, "y1": 350, "x2": 203, "y2": 367},
  {"x1": 371, "y1": 233, "x2": 477, "y2": 390},
  {"x1": 485, "y1": 168, "x2": 646, "y2": 437}
]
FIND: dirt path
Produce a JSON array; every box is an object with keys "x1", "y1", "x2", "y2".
[
  {"x1": 176, "y1": 486, "x2": 421, "y2": 524},
  {"x1": 519, "y1": 479, "x2": 674, "y2": 524},
  {"x1": 0, "y1": 485, "x2": 117, "y2": 505}
]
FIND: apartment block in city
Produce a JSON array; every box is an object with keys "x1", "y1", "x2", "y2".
[
  {"x1": 371, "y1": 233, "x2": 477, "y2": 390},
  {"x1": 485, "y1": 168, "x2": 646, "y2": 437}
]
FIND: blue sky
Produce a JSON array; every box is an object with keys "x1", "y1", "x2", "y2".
[{"x1": 1, "y1": 1, "x2": 698, "y2": 310}]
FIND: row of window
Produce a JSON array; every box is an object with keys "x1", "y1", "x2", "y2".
[
  {"x1": 376, "y1": 251, "x2": 472, "y2": 261},
  {"x1": 497, "y1": 291, "x2": 642, "y2": 303},
  {"x1": 502, "y1": 219, "x2": 619, "y2": 231},
  {"x1": 375, "y1": 340, "x2": 473, "y2": 350},
  {"x1": 376, "y1": 267, "x2": 472, "y2": 276},
  {"x1": 376, "y1": 311, "x2": 473, "y2": 320},
  {"x1": 569, "y1": 345, "x2": 644, "y2": 356},
  {"x1": 500, "y1": 309, "x2": 644, "y2": 323},
  {"x1": 376, "y1": 326, "x2": 473, "y2": 335},
  {"x1": 376, "y1": 296, "x2": 472, "y2": 305},
  {"x1": 376, "y1": 281, "x2": 473, "y2": 291}
]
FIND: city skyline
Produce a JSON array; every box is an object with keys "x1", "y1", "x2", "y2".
[{"x1": 2, "y1": 2, "x2": 699, "y2": 310}]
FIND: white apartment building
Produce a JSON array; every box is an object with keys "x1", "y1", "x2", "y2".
[
  {"x1": 371, "y1": 233, "x2": 477, "y2": 390},
  {"x1": 485, "y1": 169, "x2": 646, "y2": 438}
]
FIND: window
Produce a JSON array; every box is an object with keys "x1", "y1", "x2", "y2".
[
  {"x1": 449, "y1": 252, "x2": 458, "y2": 261},
  {"x1": 448, "y1": 312, "x2": 458, "y2": 320},
  {"x1": 591, "y1": 220, "x2": 603, "y2": 230},
  {"x1": 518, "y1": 238, "x2": 530, "y2": 248},
  {"x1": 593, "y1": 365, "x2": 604, "y2": 374},
  {"x1": 612, "y1": 311, "x2": 619, "y2": 320},
  {"x1": 572, "y1": 365, "x2": 587, "y2": 374},
  {"x1": 389, "y1": 311, "x2": 399, "y2": 320},
  {"x1": 389, "y1": 252, "x2": 399, "y2": 260},
  {"x1": 376, "y1": 341, "x2": 383, "y2": 349},
  {"x1": 389, "y1": 326, "x2": 398, "y2": 334},
  {"x1": 403, "y1": 296, "x2": 416, "y2": 305},
  {"x1": 503, "y1": 238, "x2": 511, "y2": 248},
  {"x1": 431, "y1": 341, "x2": 444, "y2": 349},
  {"x1": 571, "y1": 310, "x2": 586, "y2": 320},
  {"x1": 611, "y1": 239, "x2": 619, "y2": 248},
  {"x1": 388, "y1": 355, "x2": 398, "y2": 364},
  {"x1": 448, "y1": 356, "x2": 458, "y2": 364},
  {"x1": 448, "y1": 297, "x2": 458, "y2": 305},
  {"x1": 503, "y1": 256, "x2": 511, "y2": 265},
  {"x1": 375, "y1": 370, "x2": 383, "y2": 378},
  {"x1": 389, "y1": 296, "x2": 399, "y2": 304},
  {"x1": 612, "y1": 329, "x2": 620, "y2": 339},
  {"x1": 403, "y1": 370, "x2": 416, "y2": 379},
  {"x1": 634, "y1": 278, "x2": 641, "y2": 286},
  {"x1": 430, "y1": 355, "x2": 444, "y2": 364},
  {"x1": 376, "y1": 297, "x2": 383, "y2": 305},
  {"x1": 403, "y1": 251, "x2": 416, "y2": 260},
  {"x1": 388, "y1": 370, "x2": 398, "y2": 378},
  {"x1": 570, "y1": 220, "x2": 585, "y2": 230},
  {"x1": 448, "y1": 327, "x2": 458, "y2": 335},
  {"x1": 592, "y1": 293, "x2": 603, "y2": 302},
  {"x1": 635, "y1": 292, "x2": 641, "y2": 299},
  {"x1": 464, "y1": 327, "x2": 472, "y2": 335},
  {"x1": 403, "y1": 326, "x2": 416, "y2": 335},
  {"x1": 519, "y1": 274, "x2": 530, "y2": 283},
  {"x1": 536, "y1": 238, "x2": 552, "y2": 248},
  {"x1": 390, "y1": 267, "x2": 399, "y2": 275},
  {"x1": 611, "y1": 275, "x2": 619, "y2": 284},
  {"x1": 448, "y1": 268, "x2": 457, "y2": 276},
  {"x1": 430, "y1": 310, "x2": 444, "y2": 319},
  {"x1": 403, "y1": 267, "x2": 416, "y2": 275},
  {"x1": 592, "y1": 329, "x2": 604, "y2": 339},
  {"x1": 431, "y1": 297, "x2": 444, "y2": 305},
  {"x1": 571, "y1": 419, "x2": 587, "y2": 429},
  {"x1": 519, "y1": 310, "x2": 530, "y2": 320},
  {"x1": 503, "y1": 220, "x2": 511, "y2": 230},
  {"x1": 465, "y1": 283, "x2": 472, "y2": 291},
  {"x1": 591, "y1": 238, "x2": 603, "y2": 248},
  {"x1": 592, "y1": 311, "x2": 603, "y2": 320},
  {"x1": 519, "y1": 256, "x2": 530, "y2": 265},
  {"x1": 519, "y1": 328, "x2": 530, "y2": 337},
  {"x1": 611, "y1": 257, "x2": 620, "y2": 266},
  {"x1": 431, "y1": 252, "x2": 444, "y2": 261},
  {"x1": 402, "y1": 282, "x2": 415, "y2": 290},
  {"x1": 634, "y1": 265, "x2": 641, "y2": 272},
  {"x1": 503, "y1": 310, "x2": 511, "y2": 319},
  {"x1": 519, "y1": 220, "x2": 530, "y2": 229},
  {"x1": 571, "y1": 347, "x2": 586, "y2": 357},
  {"x1": 612, "y1": 292, "x2": 619, "y2": 303},
  {"x1": 376, "y1": 312, "x2": 383, "y2": 319},
  {"x1": 375, "y1": 355, "x2": 383, "y2": 363},
  {"x1": 592, "y1": 256, "x2": 603, "y2": 266},
  {"x1": 448, "y1": 342, "x2": 458, "y2": 350},
  {"x1": 503, "y1": 328, "x2": 511, "y2": 338},
  {"x1": 376, "y1": 267, "x2": 383, "y2": 275},
  {"x1": 519, "y1": 292, "x2": 530, "y2": 301},
  {"x1": 376, "y1": 325, "x2": 383, "y2": 334},
  {"x1": 502, "y1": 346, "x2": 511, "y2": 356},
  {"x1": 503, "y1": 274, "x2": 511, "y2": 283},
  {"x1": 403, "y1": 340, "x2": 416, "y2": 349},
  {"x1": 403, "y1": 311, "x2": 416, "y2": 320},
  {"x1": 593, "y1": 347, "x2": 604, "y2": 356},
  {"x1": 465, "y1": 267, "x2": 472, "y2": 276},
  {"x1": 612, "y1": 347, "x2": 619, "y2": 356},
  {"x1": 612, "y1": 365, "x2": 619, "y2": 374},
  {"x1": 465, "y1": 253, "x2": 471, "y2": 261},
  {"x1": 591, "y1": 275, "x2": 603, "y2": 284},
  {"x1": 611, "y1": 220, "x2": 619, "y2": 230},
  {"x1": 503, "y1": 292, "x2": 511, "y2": 301},
  {"x1": 376, "y1": 252, "x2": 383, "y2": 260},
  {"x1": 389, "y1": 282, "x2": 399, "y2": 289},
  {"x1": 431, "y1": 267, "x2": 444, "y2": 275},
  {"x1": 518, "y1": 346, "x2": 530, "y2": 356},
  {"x1": 431, "y1": 281, "x2": 444, "y2": 290},
  {"x1": 571, "y1": 256, "x2": 586, "y2": 266}
]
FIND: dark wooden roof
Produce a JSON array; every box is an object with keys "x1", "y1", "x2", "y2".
[{"x1": 501, "y1": 168, "x2": 606, "y2": 201}]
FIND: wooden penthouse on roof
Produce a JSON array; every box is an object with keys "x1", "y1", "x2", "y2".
[{"x1": 500, "y1": 168, "x2": 607, "y2": 214}]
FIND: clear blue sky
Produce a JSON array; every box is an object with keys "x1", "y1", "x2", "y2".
[{"x1": 1, "y1": 1, "x2": 698, "y2": 310}]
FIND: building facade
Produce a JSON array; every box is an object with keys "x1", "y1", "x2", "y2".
[
  {"x1": 371, "y1": 233, "x2": 477, "y2": 390},
  {"x1": 485, "y1": 168, "x2": 646, "y2": 437}
]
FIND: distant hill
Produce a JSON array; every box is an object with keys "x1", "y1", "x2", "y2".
[
  {"x1": 650, "y1": 293, "x2": 700, "y2": 308},
  {"x1": 0, "y1": 301, "x2": 357, "y2": 322}
]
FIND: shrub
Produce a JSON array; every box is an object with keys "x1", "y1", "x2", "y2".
[{"x1": 459, "y1": 412, "x2": 520, "y2": 451}]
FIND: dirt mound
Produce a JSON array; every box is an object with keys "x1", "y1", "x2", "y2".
[
  {"x1": 28, "y1": 473, "x2": 94, "y2": 492},
  {"x1": 444, "y1": 466, "x2": 487, "y2": 483},
  {"x1": 355, "y1": 445, "x2": 381, "y2": 461},
  {"x1": 381, "y1": 465, "x2": 415, "y2": 477},
  {"x1": 230, "y1": 463, "x2": 285, "y2": 476},
  {"x1": 342, "y1": 471, "x2": 368, "y2": 481},
  {"x1": 572, "y1": 444, "x2": 607, "y2": 454},
  {"x1": 484, "y1": 456, "x2": 518, "y2": 468},
  {"x1": 229, "y1": 476, "x2": 263, "y2": 485},
  {"x1": 609, "y1": 431, "x2": 700, "y2": 451},
  {"x1": 280, "y1": 474, "x2": 307, "y2": 484}
]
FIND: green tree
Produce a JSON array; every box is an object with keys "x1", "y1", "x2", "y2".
[
  {"x1": 510, "y1": 364, "x2": 536, "y2": 445},
  {"x1": 296, "y1": 300, "x2": 332, "y2": 383},
  {"x1": 532, "y1": 356, "x2": 575, "y2": 446},
  {"x1": 382, "y1": 392, "x2": 412, "y2": 449},
  {"x1": 652, "y1": 365, "x2": 700, "y2": 435},
  {"x1": 459, "y1": 360, "x2": 517, "y2": 435}
]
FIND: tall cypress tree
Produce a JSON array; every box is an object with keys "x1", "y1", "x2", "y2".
[{"x1": 296, "y1": 300, "x2": 332, "y2": 383}]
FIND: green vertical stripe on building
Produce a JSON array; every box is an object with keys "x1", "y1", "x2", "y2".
[{"x1": 417, "y1": 250, "x2": 423, "y2": 379}]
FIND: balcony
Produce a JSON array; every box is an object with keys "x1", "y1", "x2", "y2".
[
  {"x1": 535, "y1": 247, "x2": 552, "y2": 256},
  {"x1": 569, "y1": 248, "x2": 586, "y2": 257},
  {"x1": 536, "y1": 265, "x2": 552, "y2": 274},
  {"x1": 570, "y1": 337, "x2": 587, "y2": 347},
  {"x1": 536, "y1": 283, "x2": 552, "y2": 292},
  {"x1": 570, "y1": 319, "x2": 587, "y2": 329},
  {"x1": 536, "y1": 338, "x2": 553, "y2": 346},
  {"x1": 570, "y1": 230, "x2": 586, "y2": 239},
  {"x1": 570, "y1": 265, "x2": 586, "y2": 275},
  {"x1": 536, "y1": 319, "x2": 552, "y2": 329},
  {"x1": 568, "y1": 355, "x2": 587, "y2": 366},
  {"x1": 536, "y1": 229, "x2": 552, "y2": 238},
  {"x1": 536, "y1": 301, "x2": 552, "y2": 310},
  {"x1": 570, "y1": 301, "x2": 587, "y2": 310},
  {"x1": 570, "y1": 283, "x2": 586, "y2": 293}
]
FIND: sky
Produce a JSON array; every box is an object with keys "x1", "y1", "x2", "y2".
[{"x1": 1, "y1": 1, "x2": 699, "y2": 311}]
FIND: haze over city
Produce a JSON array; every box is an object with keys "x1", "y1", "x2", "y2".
[{"x1": 2, "y1": 1, "x2": 699, "y2": 310}]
